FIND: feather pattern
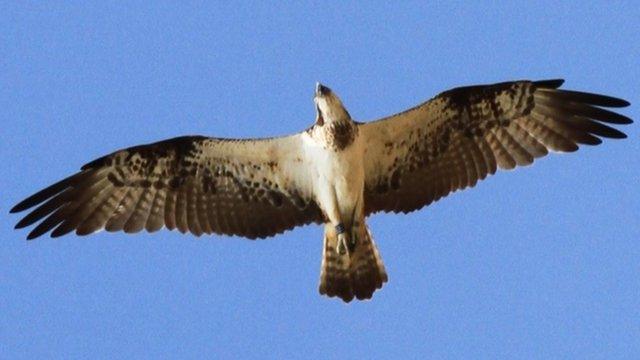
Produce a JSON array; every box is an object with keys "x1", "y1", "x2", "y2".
[
  {"x1": 12, "y1": 135, "x2": 322, "y2": 239},
  {"x1": 361, "y1": 79, "x2": 631, "y2": 214},
  {"x1": 9, "y1": 78, "x2": 632, "y2": 304}
]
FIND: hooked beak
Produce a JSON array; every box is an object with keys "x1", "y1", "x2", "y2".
[
  {"x1": 316, "y1": 82, "x2": 330, "y2": 97},
  {"x1": 314, "y1": 83, "x2": 325, "y2": 125}
]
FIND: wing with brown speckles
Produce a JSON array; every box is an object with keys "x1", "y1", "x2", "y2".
[
  {"x1": 12, "y1": 135, "x2": 322, "y2": 239},
  {"x1": 360, "y1": 79, "x2": 632, "y2": 215}
]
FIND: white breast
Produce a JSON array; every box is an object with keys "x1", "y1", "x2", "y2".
[{"x1": 301, "y1": 131, "x2": 365, "y2": 220}]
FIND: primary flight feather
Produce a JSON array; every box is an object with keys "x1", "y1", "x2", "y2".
[{"x1": 12, "y1": 79, "x2": 632, "y2": 302}]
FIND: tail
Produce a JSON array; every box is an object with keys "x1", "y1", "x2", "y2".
[{"x1": 319, "y1": 222, "x2": 388, "y2": 302}]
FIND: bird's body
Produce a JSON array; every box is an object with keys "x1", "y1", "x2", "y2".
[
  {"x1": 11, "y1": 79, "x2": 632, "y2": 302},
  {"x1": 304, "y1": 125, "x2": 364, "y2": 227},
  {"x1": 304, "y1": 89, "x2": 388, "y2": 300}
]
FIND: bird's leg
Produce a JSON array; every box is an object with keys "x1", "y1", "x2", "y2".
[
  {"x1": 348, "y1": 194, "x2": 364, "y2": 252},
  {"x1": 335, "y1": 223, "x2": 349, "y2": 255},
  {"x1": 319, "y1": 185, "x2": 350, "y2": 256}
]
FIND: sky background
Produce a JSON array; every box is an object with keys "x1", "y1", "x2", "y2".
[{"x1": 1, "y1": 2, "x2": 639, "y2": 359}]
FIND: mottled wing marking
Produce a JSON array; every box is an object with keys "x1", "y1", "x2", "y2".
[
  {"x1": 361, "y1": 79, "x2": 631, "y2": 214},
  {"x1": 12, "y1": 135, "x2": 322, "y2": 239}
]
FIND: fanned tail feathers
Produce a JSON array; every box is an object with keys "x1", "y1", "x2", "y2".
[{"x1": 319, "y1": 223, "x2": 388, "y2": 302}]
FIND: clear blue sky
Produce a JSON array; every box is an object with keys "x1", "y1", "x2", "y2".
[{"x1": 2, "y1": 2, "x2": 638, "y2": 359}]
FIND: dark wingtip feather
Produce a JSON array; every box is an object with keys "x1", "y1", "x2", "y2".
[
  {"x1": 81, "y1": 155, "x2": 109, "y2": 170},
  {"x1": 579, "y1": 92, "x2": 629, "y2": 108},
  {"x1": 15, "y1": 217, "x2": 34, "y2": 230},
  {"x1": 10, "y1": 171, "x2": 88, "y2": 213},
  {"x1": 25, "y1": 215, "x2": 63, "y2": 240},
  {"x1": 26, "y1": 228, "x2": 47, "y2": 240},
  {"x1": 534, "y1": 79, "x2": 565, "y2": 89},
  {"x1": 609, "y1": 98, "x2": 631, "y2": 108},
  {"x1": 50, "y1": 225, "x2": 75, "y2": 238},
  {"x1": 580, "y1": 135, "x2": 603, "y2": 146},
  {"x1": 592, "y1": 124, "x2": 628, "y2": 139},
  {"x1": 12, "y1": 196, "x2": 44, "y2": 213},
  {"x1": 598, "y1": 112, "x2": 633, "y2": 125},
  {"x1": 551, "y1": 89, "x2": 631, "y2": 108}
]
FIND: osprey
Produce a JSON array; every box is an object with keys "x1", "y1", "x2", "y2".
[{"x1": 12, "y1": 79, "x2": 632, "y2": 302}]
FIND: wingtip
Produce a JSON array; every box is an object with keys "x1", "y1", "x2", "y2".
[
  {"x1": 611, "y1": 114, "x2": 633, "y2": 124},
  {"x1": 534, "y1": 79, "x2": 565, "y2": 89},
  {"x1": 26, "y1": 232, "x2": 40, "y2": 241},
  {"x1": 594, "y1": 96, "x2": 631, "y2": 108},
  {"x1": 10, "y1": 202, "x2": 29, "y2": 214},
  {"x1": 618, "y1": 99, "x2": 631, "y2": 108}
]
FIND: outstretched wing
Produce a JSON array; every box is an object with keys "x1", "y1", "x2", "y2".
[
  {"x1": 360, "y1": 79, "x2": 632, "y2": 215},
  {"x1": 12, "y1": 135, "x2": 323, "y2": 239}
]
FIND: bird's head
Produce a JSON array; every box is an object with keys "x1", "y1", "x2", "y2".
[{"x1": 314, "y1": 83, "x2": 351, "y2": 125}]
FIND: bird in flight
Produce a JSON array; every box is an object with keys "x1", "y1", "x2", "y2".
[{"x1": 11, "y1": 79, "x2": 632, "y2": 302}]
